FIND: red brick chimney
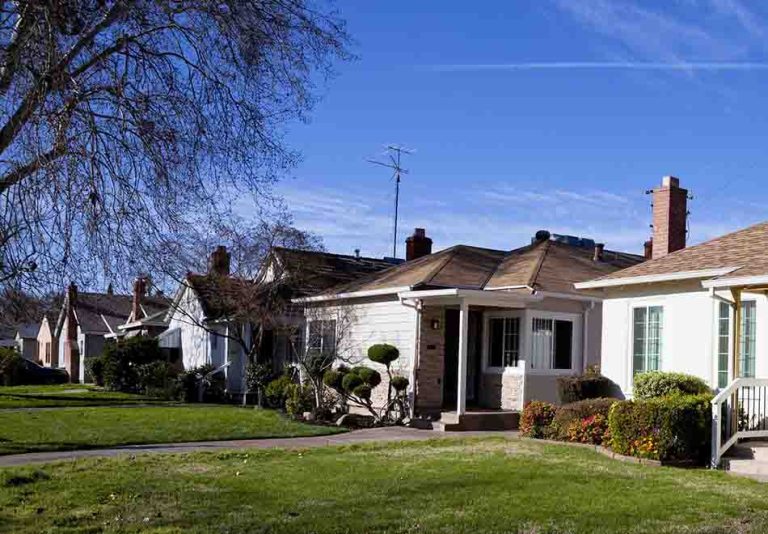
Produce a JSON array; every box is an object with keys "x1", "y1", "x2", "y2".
[
  {"x1": 208, "y1": 246, "x2": 231, "y2": 276},
  {"x1": 643, "y1": 239, "x2": 653, "y2": 260},
  {"x1": 406, "y1": 228, "x2": 433, "y2": 261},
  {"x1": 64, "y1": 283, "x2": 79, "y2": 382},
  {"x1": 651, "y1": 176, "x2": 688, "y2": 259},
  {"x1": 132, "y1": 277, "x2": 147, "y2": 321},
  {"x1": 593, "y1": 243, "x2": 605, "y2": 262}
]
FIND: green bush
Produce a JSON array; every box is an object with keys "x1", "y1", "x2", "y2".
[
  {"x1": 245, "y1": 363, "x2": 274, "y2": 393},
  {"x1": 85, "y1": 356, "x2": 105, "y2": 386},
  {"x1": 608, "y1": 394, "x2": 712, "y2": 464},
  {"x1": 102, "y1": 337, "x2": 164, "y2": 392},
  {"x1": 0, "y1": 348, "x2": 25, "y2": 386},
  {"x1": 550, "y1": 398, "x2": 617, "y2": 441},
  {"x1": 285, "y1": 383, "x2": 314, "y2": 418},
  {"x1": 264, "y1": 375, "x2": 294, "y2": 408},
  {"x1": 367, "y1": 344, "x2": 399, "y2": 366},
  {"x1": 353, "y1": 367, "x2": 382, "y2": 388},
  {"x1": 341, "y1": 372, "x2": 363, "y2": 393},
  {"x1": 136, "y1": 361, "x2": 178, "y2": 398},
  {"x1": 557, "y1": 374, "x2": 616, "y2": 403},
  {"x1": 633, "y1": 371, "x2": 711, "y2": 400},
  {"x1": 520, "y1": 401, "x2": 557, "y2": 439},
  {"x1": 176, "y1": 364, "x2": 226, "y2": 403},
  {"x1": 390, "y1": 376, "x2": 409, "y2": 392}
]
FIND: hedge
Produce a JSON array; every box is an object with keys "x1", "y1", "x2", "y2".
[
  {"x1": 608, "y1": 394, "x2": 712, "y2": 465},
  {"x1": 633, "y1": 371, "x2": 710, "y2": 400},
  {"x1": 520, "y1": 401, "x2": 557, "y2": 439},
  {"x1": 550, "y1": 398, "x2": 617, "y2": 441},
  {"x1": 557, "y1": 374, "x2": 616, "y2": 403}
]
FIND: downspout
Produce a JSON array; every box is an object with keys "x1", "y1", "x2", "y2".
[
  {"x1": 399, "y1": 295, "x2": 422, "y2": 417},
  {"x1": 582, "y1": 301, "x2": 595, "y2": 373}
]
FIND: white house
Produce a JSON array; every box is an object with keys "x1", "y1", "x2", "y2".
[
  {"x1": 164, "y1": 245, "x2": 397, "y2": 394},
  {"x1": 298, "y1": 228, "x2": 643, "y2": 429},
  {"x1": 575, "y1": 176, "x2": 768, "y2": 465}
]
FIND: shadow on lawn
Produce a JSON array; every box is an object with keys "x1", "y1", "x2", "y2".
[{"x1": 0, "y1": 393, "x2": 166, "y2": 407}]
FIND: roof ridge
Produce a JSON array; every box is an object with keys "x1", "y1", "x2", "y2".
[
  {"x1": 273, "y1": 246, "x2": 392, "y2": 263},
  {"x1": 526, "y1": 240, "x2": 551, "y2": 288},
  {"x1": 420, "y1": 246, "x2": 464, "y2": 287}
]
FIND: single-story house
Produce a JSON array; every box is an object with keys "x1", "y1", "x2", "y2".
[
  {"x1": 55, "y1": 284, "x2": 167, "y2": 382},
  {"x1": 107, "y1": 277, "x2": 170, "y2": 340},
  {"x1": 298, "y1": 227, "x2": 643, "y2": 428},
  {"x1": 575, "y1": 176, "x2": 768, "y2": 464},
  {"x1": 37, "y1": 314, "x2": 58, "y2": 367},
  {"x1": 14, "y1": 323, "x2": 40, "y2": 361},
  {"x1": 164, "y1": 245, "x2": 398, "y2": 394}
]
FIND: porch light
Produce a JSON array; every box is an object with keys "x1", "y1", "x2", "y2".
[{"x1": 431, "y1": 319, "x2": 440, "y2": 330}]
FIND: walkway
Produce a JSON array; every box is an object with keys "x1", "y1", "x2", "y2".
[{"x1": 0, "y1": 427, "x2": 518, "y2": 467}]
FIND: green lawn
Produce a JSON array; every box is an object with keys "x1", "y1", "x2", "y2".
[
  {"x1": 0, "y1": 406, "x2": 342, "y2": 455},
  {"x1": 0, "y1": 438, "x2": 766, "y2": 533},
  {"x1": 0, "y1": 384, "x2": 167, "y2": 409}
]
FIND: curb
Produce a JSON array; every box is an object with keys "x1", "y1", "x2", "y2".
[{"x1": 520, "y1": 437, "x2": 663, "y2": 467}]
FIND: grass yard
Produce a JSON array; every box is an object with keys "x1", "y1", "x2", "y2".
[
  {"x1": 0, "y1": 384, "x2": 167, "y2": 409},
  {"x1": 1, "y1": 438, "x2": 767, "y2": 534},
  {"x1": 0, "y1": 406, "x2": 342, "y2": 455}
]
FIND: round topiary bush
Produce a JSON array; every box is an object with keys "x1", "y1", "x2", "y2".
[
  {"x1": 322, "y1": 370, "x2": 344, "y2": 390},
  {"x1": 390, "y1": 376, "x2": 409, "y2": 392},
  {"x1": 352, "y1": 384, "x2": 372, "y2": 400},
  {"x1": 354, "y1": 366, "x2": 382, "y2": 388},
  {"x1": 633, "y1": 371, "x2": 711, "y2": 400},
  {"x1": 341, "y1": 372, "x2": 363, "y2": 393},
  {"x1": 368, "y1": 344, "x2": 399, "y2": 366}
]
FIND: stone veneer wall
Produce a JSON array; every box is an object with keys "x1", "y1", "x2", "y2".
[
  {"x1": 415, "y1": 306, "x2": 445, "y2": 414},
  {"x1": 479, "y1": 373, "x2": 524, "y2": 411}
]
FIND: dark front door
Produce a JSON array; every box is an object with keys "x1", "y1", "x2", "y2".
[{"x1": 443, "y1": 309, "x2": 482, "y2": 409}]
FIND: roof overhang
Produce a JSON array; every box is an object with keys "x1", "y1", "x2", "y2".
[
  {"x1": 574, "y1": 267, "x2": 740, "y2": 290},
  {"x1": 702, "y1": 274, "x2": 768, "y2": 290},
  {"x1": 398, "y1": 288, "x2": 541, "y2": 306},
  {"x1": 293, "y1": 286, "x2": 413, "y2": 304}
]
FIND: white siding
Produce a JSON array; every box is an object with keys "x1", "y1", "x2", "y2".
[{"x1": 168, "y1": 286, "x2": 211, "y2": 369}]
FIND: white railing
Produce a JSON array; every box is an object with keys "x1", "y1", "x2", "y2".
[{"x1": 711, "y1": 378, "x2": 768, "y2": 468}]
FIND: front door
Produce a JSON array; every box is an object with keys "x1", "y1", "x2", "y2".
[{"x1": 443, "y1": 309, "x2": 482, "y2": 409}]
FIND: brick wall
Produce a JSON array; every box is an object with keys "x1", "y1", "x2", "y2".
[
  {"x1": 415, "y1": 306, "x2": 445, "y2": 414},
  {"x1": 652, "y1": 176, "x2": 688, "y2": 259}
]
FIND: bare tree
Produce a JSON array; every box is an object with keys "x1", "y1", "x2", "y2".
[{"x1": 0, "y1": 1, "x2": 350, "y2": 291}]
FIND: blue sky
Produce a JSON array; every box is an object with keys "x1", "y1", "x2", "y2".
[{"x1": 274, "y1": 0, "x2": 768, "y2": 258}]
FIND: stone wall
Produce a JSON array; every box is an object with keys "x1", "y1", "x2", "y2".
[{"x1": 479, "y1": 372, "x2": 524, "y2": 410}]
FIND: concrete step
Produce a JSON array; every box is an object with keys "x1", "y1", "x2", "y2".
[
  {"x1": 725, "y1": 458, "x2": 768, "y2": 476},
  {"x1": 723, "y1": 442, "x2": 768, "y2": 478},
  {"x1": 730, "y1": 442, "x2": 768, "y2": 462},
  {"x1": 435, "y1": 410, "x2": 519, "y2": 432}
]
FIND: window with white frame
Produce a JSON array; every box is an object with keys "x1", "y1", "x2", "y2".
[
  {"x1": 488, "y1": 317, "x2": 520, "y2": 368},
  {"x1": 740, "y1": 301, "x2": 756, "y2": 378},
  {"x1": 633, "y1": 306, "x2": 663, "y2": 375},
  {"x1": 530, "y1": 317, "x2": 574, "y2": 370},
  {"x1": 717, "y1": 302, "x2": 730, "y2": 388},
  {"x1": 307, "y1": 320, "x2": 336, "y2": 356}
]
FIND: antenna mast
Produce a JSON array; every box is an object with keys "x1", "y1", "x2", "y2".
[{"x1": 368, "y1": 145, "x2": 413, "y2": 258}]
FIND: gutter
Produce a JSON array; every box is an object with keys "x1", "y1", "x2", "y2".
[
  {"x1": 574, "y1": 267, "x2": 739, "y2": 290},
  {"x1": 292, "y1": 286, "x2": 413, "y2": 304},
  {"x1": 398, "y1": 295, "x2": 423, "y2": 417}
]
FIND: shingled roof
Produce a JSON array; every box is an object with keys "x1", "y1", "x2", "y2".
[
  {"x1": 74, "y1": 292, "x2": 169, "y2": 334},
  {"x1": 321, "y1": 239, "x2": 643, "y2": 297},
  {"x1": 583, "y1": 220, "x2": 768, "y2": 285}
]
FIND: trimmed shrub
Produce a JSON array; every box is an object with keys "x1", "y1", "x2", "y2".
[
  {"x1": 354, "y1": 367, "x2": 382, "y2": 388},
  {"x1": 102, "y1": 337, "x2": 164, "y2": 392},
  {"x1": 550, "y1": 398, "x2": 617, "y2": 441},
  {"x1": 520, "y1": 400, "x2": 557, "y2": 439},
  {"x1": 85, "y1": 356, "x2": 105, "y2": 386},
  {"x1": 136, "y1": 361, "x2": 178, "y2": 398},
  {"x1": 368, "y1": 344, "x2": 399, "y2": 366},
  {"x1": 608, "y1": 394, "x2": 712, "y2": 464},
  {"x1": 557, "y1": 373, "x2": 616, "y2": 403},
  {"x1": 390, "y1": 376, "x2": 409, "y2": 392},
  {"x1": 285, "y1": 383, "x2": 313, "y2": 418},
  {"x1": 633, "y1": 371, "x2": 711, "y2": 400},
  {"x1": 0, "y1": 348, "x2": 25, "y2": 386},
  {"x1": 264, "y1": 375, "x2": 294, "y2": 408},
  {"x1": 341, "y1": 372, "x2": 363, "y2": 393},
  {"x1": 565, "y1": 414, "x2": 610, "y2": 445},
  {"x1": 353, "y1": 384, "x2": 372, "y2": 400},
  {"x1": 176, "y1": 364, "x2": 226, "y2": 403}
]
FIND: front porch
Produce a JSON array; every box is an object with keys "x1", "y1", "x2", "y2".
[{"x1": 404, "y1": 288, "x2": 591, "y2": 429}]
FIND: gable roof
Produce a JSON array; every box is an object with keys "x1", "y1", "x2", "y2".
[
  {"x1": 72, "y1": 293, "x2": 169, "y2": 334},
  {"x1": 319, "y1": 239, "x2": 643, "y2": 297},
  {"x1": 15, "y1": 322, "x2": 40, "y2": 339},
  {"x1": 184, "y1": 248, "x2": 396, "y2": 320},
  {"x1": 580, "y1": 220, "x2": 768, "y2": 288}
]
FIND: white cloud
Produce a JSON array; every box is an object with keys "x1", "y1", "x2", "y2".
[{"x1": 430, "y1": 62, "x2": 768, "y2": 72}]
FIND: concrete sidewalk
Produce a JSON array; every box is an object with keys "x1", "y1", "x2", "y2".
[{"x1": 0, "y1": 427, "x2": 518, "y2": 467}]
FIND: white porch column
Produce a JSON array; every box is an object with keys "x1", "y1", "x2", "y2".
[{"x1": 457, "y1": 299, "x2": 469, "y2": 416}]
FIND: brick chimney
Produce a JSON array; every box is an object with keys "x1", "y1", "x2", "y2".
[
  {"x1": 593, "y1": 243, "x2": 605, "y2": 262},
  {"x1": 64, "y1": 283, "x2": 79, "y2": 382},
  {"x1": 643, "y1": 239, "x2": 653, "y2": 260},
  {"x1": 132, "y1": 277, "x2": 147, "y2": 321},
  {"x1": 406, "y1": 228, "x2": 433, "y2": 261},
  {"x1": 208, "y1": 245, "x2": 231, "y2": 276},
  {"x1": 651, "y1": 176, "x2": 688, "y2": 259}
]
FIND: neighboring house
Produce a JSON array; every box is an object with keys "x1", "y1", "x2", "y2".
[
  {"x1": 108, "y1": 277, "x2": 170, "y2": 340},
  {"x1": 298, "y1": 227, "x2": 643, "y2": 427},
  {"x1": 576, "y1": 176, "x2": 768, "y2": 397},
  {"x1": 55, "y1": 284, "x2": 167, "y2": 382},
  {"x1": 37, "y1": 314, "x2": 59, "y2": 368},
  {"x1": 15, "y1": 323, "x2": 40, "y2": 361},
  {"x1": 164, "y1": 245, "x2": 397, "y2": 394}
]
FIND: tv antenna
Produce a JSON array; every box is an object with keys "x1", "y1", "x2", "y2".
[{"x1": 367, "y1": 145, "x2": 413, "y2": 258}]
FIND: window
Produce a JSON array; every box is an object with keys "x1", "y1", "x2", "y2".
[
  {"x1": 633, "y1": 306, "x2": 663, "y2": 375},
  {"x1": 308, "y1": 320, "x2": 336, "y2": 356},
  {"x1": 717, "y1": 302, "x2": 730, "y2": 388},
  {"x1": 488, "y1": 317, "x2": 520, "y2": 367},
  {"x1": 530, "y1": 317, "x2": 574, "y2": 370},
  {"x1": 45, "y1": 342, "x2": 51, "y2": 365},
  {"x1": 740, "y1": 301, "x2": 756, "y2": 378}
]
